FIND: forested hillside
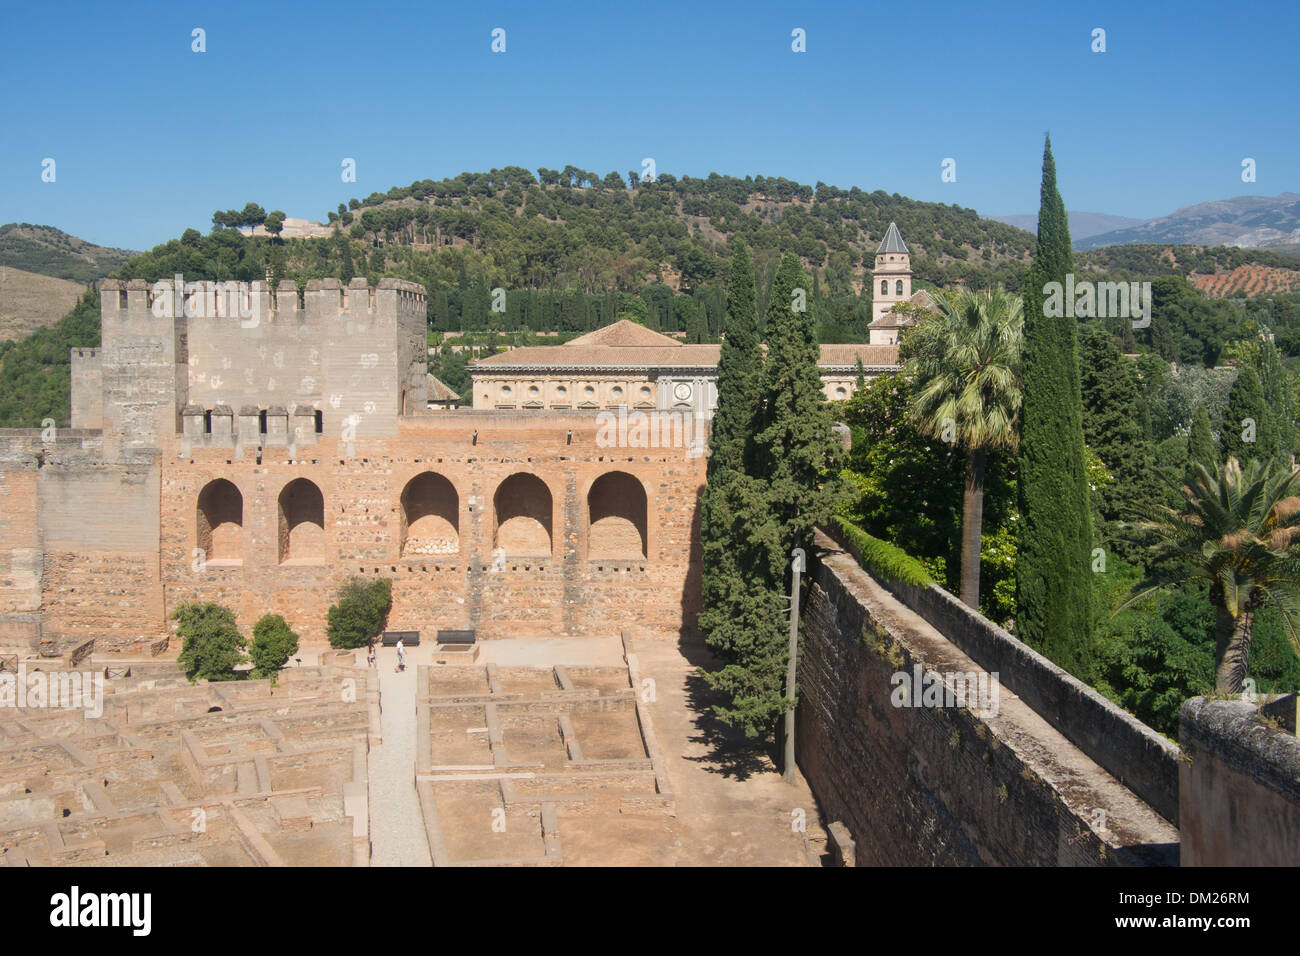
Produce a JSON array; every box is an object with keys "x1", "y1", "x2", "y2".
[
  {"x1": 114, "y1": 169, "x2": 1038, "y2": 345},
  {"x1": 7, "y1": 168, "x2": 1300, "y2": 428},
  {"x1": 0, "y1": 224, "x2": 135, "y2": 282}
]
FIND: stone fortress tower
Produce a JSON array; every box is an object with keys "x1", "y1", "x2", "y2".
[{"x1": 0, "y1": 276, "x2": 709, "y2": 657}]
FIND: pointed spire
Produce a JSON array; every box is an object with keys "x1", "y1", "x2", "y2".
[{"x1": 876, "y1": 221, "x2": 908, "y2": 255}]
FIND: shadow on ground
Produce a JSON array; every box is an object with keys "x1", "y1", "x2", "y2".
[{"x1": 679, "y1": 641, "x2": 781, "y2": 782}]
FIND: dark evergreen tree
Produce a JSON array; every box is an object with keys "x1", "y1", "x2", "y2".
[
  {"x1": 701, "y1": 252, "x2": 841, "y2": 740},
  {"x1": 1221, "y1": 365, "x2": 1269, "y2": 466},
  {"x1": 752, "y1": 252, "x2": 843, "y2": 579},
  {"x1": 1187, "y1": 405, "x2": 1218, "y2": 478},
  {"x1": 1254, "y1": 338, "x2": 1294, "y2": 463},
  {"x1": 706, "y1": 244, "x2": 761, "y2": 477},
  {"x1": 1079, "y1": 328, "x2": 1160, "y2": 562},
  {"x1": 1016, "y1": 137, "x2": 1094, "y2": 674}
]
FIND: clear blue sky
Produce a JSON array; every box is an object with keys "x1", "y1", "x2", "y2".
[{"x1": 2, "y1": 0, "x2": 1295, "y2": 251}]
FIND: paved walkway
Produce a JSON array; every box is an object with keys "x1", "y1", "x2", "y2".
[{"x1": 366, "y1": 644, "x2": 432, "y2": 867}]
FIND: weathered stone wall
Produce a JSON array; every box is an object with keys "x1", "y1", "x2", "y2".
[
  {"x1": 1179, "y1": 696, "x2": 1300, "y2": 866},
  {"x1": 0, "y1": 456, "x2": 41, "y2": 651},
  {"x1": 0, "y1": 279, "x2": 703, "y2": 651},
  {"x1": 98, "y1": 280, "x2": 184, "y2": 453},
  {"x1": 159, "y1": 411, "x2": 704, "y2": 644},
  {"x1": 185, "y1": 282, "x2": 323, "y2": 416},
  {"x1": 879, "y1": 555, "x2": 1181, "y2": 826},
  {"x1": 39, "y1": 456, "x2": 163, "y2": 648},
  {"x1": 70, "y1": 348, "x2": 102, "y2": 429},
  {"x1": 796, "y1": 532, "x2": 1178, "y2": 866}
]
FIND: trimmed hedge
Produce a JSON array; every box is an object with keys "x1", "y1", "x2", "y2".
[{"x1": 831, "y1": 516, "x2": 934, "y2": 588}]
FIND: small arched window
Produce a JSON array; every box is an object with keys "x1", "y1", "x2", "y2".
[
  {"x1": 896, "y1": 279, "x2": 904, "y2": 296},
  {"x1": 880, "y1": 279, "x2": 888, "y2": 296}
]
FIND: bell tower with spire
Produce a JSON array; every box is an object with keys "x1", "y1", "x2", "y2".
[{"x1": 871, "y1": 222, "x2": 912, "y2": 323}]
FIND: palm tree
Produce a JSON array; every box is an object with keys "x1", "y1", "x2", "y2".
[
  {"x1": 903, "y1": 288, "x2": 1023, "y2": 609},
  {"x1": 1123, "y1": 457, "x2": 1300, "y2": 695}
]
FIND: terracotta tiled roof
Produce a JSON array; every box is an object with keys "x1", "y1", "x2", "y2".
[
  {"x1": 426, "y1": 373, "x2": 461, "y2": 401},
  {"x1": 474, "y1": 344, "x2": 721, "y2": 368},
  {"x1": 565, "y1": 320, "x2": 683, "y2": 348},
  {"x1": 818, "y1": 345, "x2": 902, "y2": 367},
  {"x1": 471, "y1": 340, "x2": 900, "y2": 370}
]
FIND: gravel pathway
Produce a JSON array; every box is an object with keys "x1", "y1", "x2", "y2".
[{"x1": 367, "y1": 645, "x2": 432, "y2": 867}]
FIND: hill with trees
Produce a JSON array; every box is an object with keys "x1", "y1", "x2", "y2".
[{"x1": 0, "y1": 224, "x2": 135, "y2": 282}]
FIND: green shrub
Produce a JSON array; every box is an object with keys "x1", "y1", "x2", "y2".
[
  {"x1": 326, "y1": 577, "x2": 393, "y2": 649},
  {"x1": 833, "y1": 516, "x2": 934, "y2": 588},
  {"x1": 174, "y1": 603, "x2": 246, "y2": 682},
  {"x1": 250, "y1": 614, "x2": 300, "y2": 682}
]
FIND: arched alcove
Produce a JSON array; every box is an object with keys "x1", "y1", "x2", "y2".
[
  {"x1": 278, "y1": 478, "x2": 324, "y2": 563},
  {"x1": 587, "y1": 472, "x2": 647, "y2": 559},
  {"x1": 197, "y1": 479, "x2": 243, "y2": 563},
  {"x1": 494, "y1": 473, "x2": 553, "y2": 557},
  {"x1": 401, "y1": 472, "x2": 459, "y2": 556}
]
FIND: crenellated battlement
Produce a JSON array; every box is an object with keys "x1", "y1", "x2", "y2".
[
  {"x1": 99, "y1": 276, "x2": 426, "y2": 321},
  {"x1": 93, "y1": 275, "x2": 428, "y2": 445}
]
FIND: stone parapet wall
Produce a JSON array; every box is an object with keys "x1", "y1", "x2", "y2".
[
  {"x1": 1179, "y1": 696, "x2": 1300, "y2": 866},
  {"x1": 796, "y1": 531, "x2": 1178, "y2": 866}
]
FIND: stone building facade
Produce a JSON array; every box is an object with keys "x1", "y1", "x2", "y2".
[
  {"x1": 470, "y1": 320, "x2": 903, "y2": 414},
  {"x1": 0, "y1": 278, "x2": 705, "y2": 654}
]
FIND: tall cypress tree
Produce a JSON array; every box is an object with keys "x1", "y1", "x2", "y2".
[
  {"x1": 699, "y1": 242, "x2": 784, "y2": 737},
  {"x1": 753, "y1": 253, "x2": 843, "y2": 580},
  {"x1": 1222, "y1": 365, "x2": 1269, "y2": 465},
  {"x1": 1016, "y1": 137, "x2": 1094, "y2": 674},
  {"x1": 707, "y1": 244, "x2": 761, "y2": 477},
  {"x1": 1187, "y1": 404, "x2": 1217, "y2": 477},
  {"x1": 1254, "y1": 339, "x2": 1293, "y2": 464},
  {"x1": 702, "y1": 252, "x2": 841, "y2": 739}
]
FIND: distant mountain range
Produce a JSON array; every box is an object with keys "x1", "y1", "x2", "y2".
[
  {"x1": 988, "y1": 194, "x2": 1300, "y2": 253},
  {"x1": 1075, "y1": 194, "x2": 1300, "y2": 252},
  {"x1": 986, "y1": 211, "x2": 1146, "y2": 242}
]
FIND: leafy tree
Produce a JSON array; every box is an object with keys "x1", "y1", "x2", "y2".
[
  {"x1": 327, "y1": 577, "x2": 393, "y2": 649},
  {"x1": 904, "y1": 287, "x2": 1023, "y2": 608},
  {"x1": 1094, "y1": 585, "x2": 1215, "y2": 738},
  {"x1": 1125, "y1": 457, "x2": 1300, "y2": 693},
  {"x1": 1016, "y1": 136, "x2": 1094, "y2": 673},
  {"x1": 263, "y1": 210, "x2": 286, "y2": 239},
  {"x1": 0, "y1": 288, "x2": 100, "y2": 427},
  {"x1": 174, "y1": 603, "x2": 246, "y2": 682},
  {"x1": 250, "y1": 614, "x2": 300, "y2": 682}
]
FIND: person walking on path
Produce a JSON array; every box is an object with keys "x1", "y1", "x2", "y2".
[
  {"x1": 395, "y1": 638, "x2": 405, "y2": 673},
  {"x1": 367, "y1": 643, "x2": 376, "y2": 668}
]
